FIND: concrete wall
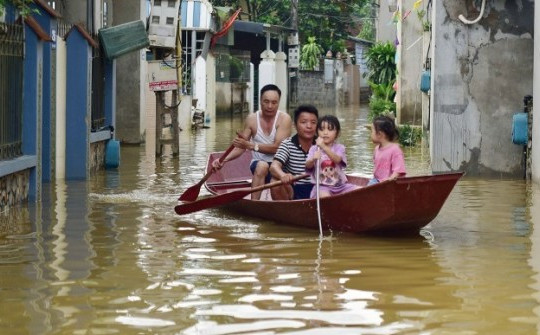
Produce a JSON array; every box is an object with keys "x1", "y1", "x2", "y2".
[
  {"x1": 396, "y1": 0, "x2": 425, "y2": 125},
  {"x1": 0, "y1": 170, "x2": 29, "y2": 211},
  {"x1": 344, "y1": 63, "x2": 361, "y2": 105},
  {"x1": 215, "y1": 82, "x2": 249, "y2": 115},
  {"x1": 377, "y1": 0, "x2": 397, "y2": 43},
  {"x1": 296, "y1": 70, "x2": 337, "y2": 108},
  {"x1": 89, "y1": 141, "x2": 106, "y2": 175},
  {"x1": 430, "y1": 0, "x2": 533, "y2": 176},
  {"x1": 112, "y1": 0, "x2": 145, "y2": 144}
]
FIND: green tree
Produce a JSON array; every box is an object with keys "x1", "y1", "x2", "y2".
[
  {"x1": 0, "y1": 0, "x2": 35, "y2": 17},
  {"x1": 211, "y1": 0, "x2": 374, "y2": 55}
]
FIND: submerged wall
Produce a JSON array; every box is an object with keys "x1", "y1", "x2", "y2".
[{"x1": 430, "y1": 0, "x2": 534, "y2": 176}]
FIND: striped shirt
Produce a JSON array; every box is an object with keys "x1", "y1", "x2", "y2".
[{"x1": 273, "y1": 134, "x2": 314, "y2": 184}]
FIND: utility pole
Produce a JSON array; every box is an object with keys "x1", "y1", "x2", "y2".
[
  {"x1": 289, "y1": 0, "x2": 299, "y2": 107},
  {"x1": 291, "y1": 0, "x2": 298, "y2": 30}
]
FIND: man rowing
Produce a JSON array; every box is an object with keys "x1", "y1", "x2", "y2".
[{"x1": 211, "y1": 84, "x2": 292, "y2": 200}]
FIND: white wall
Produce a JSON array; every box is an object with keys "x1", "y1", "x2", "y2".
[{"x1": 55, "y1": 38, "x2": 67, "y2": 180}]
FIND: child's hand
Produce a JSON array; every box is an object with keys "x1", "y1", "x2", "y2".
[
  {"x1": 315, "y1": 137, "x2": 325, "y2": 147},
  {"x1": 313, "y1": 150, "x2": 321, "y2": 160}
]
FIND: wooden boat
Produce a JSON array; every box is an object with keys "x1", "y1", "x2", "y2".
[{"x1": 201, "y1": 150, "x2": 462, "y2": 234}]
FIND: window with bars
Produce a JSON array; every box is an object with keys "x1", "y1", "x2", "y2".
[{"x1": 215, "y1": 49, "x2": 251, "y2": 83}]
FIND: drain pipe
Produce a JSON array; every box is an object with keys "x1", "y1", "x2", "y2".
[{"x1": 458, "y1": 0, "x2": 486, "y2": 24}]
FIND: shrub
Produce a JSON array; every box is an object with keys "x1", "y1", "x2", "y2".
[
  {"x1": 364, "y1": 41, "x2": 397, "y2": 85},
  {"x1": 398, "y1": 124, "x2": 422, "y2": 147},
  {"x1": 368, "y1": 81, "x2": 396, "y2": 120}
]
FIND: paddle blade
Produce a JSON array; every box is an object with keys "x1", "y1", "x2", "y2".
[
  {"x1": 178, "y1": 144, "x2": 237, "y2": 201},
  {"x1": 178, "y1": 182, "x2": 203, "y2": 201},
  {"x1": 175, "y1": 189, "x2": 250, "y2": 215}
]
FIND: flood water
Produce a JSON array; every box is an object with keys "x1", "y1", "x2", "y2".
[{"x1": 2, "y1": 104, "x2": 540, "y2": 334}]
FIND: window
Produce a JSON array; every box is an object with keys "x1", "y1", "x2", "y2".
[
  {"x1": 168, "y1": 0, "x2": 176, "y2": 7},
  {"x1": 152, "y1": 16, "x2": 160, "y2": 24},
  {"x1": 154, "y1": 0, "x2": 162, "y2": 6},
  {"x1": 166, "y1": 17, "x2": 174, "y2": 25}
]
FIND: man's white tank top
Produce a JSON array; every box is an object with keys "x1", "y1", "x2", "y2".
[{"x1": 251, "y1": 110, "x2": 282, "y2": 163}]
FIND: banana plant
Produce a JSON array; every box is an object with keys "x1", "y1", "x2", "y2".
[{"x1": 300, "y1": 36, "x2": 323, "y2": 71}]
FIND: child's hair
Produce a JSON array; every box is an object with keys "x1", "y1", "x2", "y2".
[
  {"x1": 373, "y1": 115, "x2": 399, "y2": 141},
  {"x1": 294, "y1": 104, "x2": 319, "y2": 124},
  {"x1": 317, "y1": 115, "x2": 340, "y2": 136}
]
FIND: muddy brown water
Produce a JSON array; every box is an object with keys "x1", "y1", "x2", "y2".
[{"x1": 1, "y1": 105, "x2": 539, "y2": 334}]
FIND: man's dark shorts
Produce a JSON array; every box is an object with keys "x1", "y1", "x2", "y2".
[
  {"x1": 250, "y1": 160, "x2": 272, "y2": 183},
  {"x1": 293, "y1": 183, "x2": 314, "y2": 200}
]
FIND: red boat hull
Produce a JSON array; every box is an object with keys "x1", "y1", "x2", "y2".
[{"x1": 203, "y1": 151, "x2": 462, "y2": 234}]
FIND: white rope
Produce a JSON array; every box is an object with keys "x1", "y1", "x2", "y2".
[{"x1": 315, "y1": 148, "x2": 323, "y2": 237}]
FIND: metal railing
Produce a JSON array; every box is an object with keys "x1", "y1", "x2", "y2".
[
  {"x1": 0, "y1": 22, "x2": 24, "y2": 160},
  {"x1": 91, "y1": 48, "x2": 105, "y2": 131}
]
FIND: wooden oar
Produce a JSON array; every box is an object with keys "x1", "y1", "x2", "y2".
[
  {"x1": 178, "y1": 144, "x2": 236, "y2": 201},
  {"x1": 175, "y1": 174, "x2": 309, "y2": 215}
]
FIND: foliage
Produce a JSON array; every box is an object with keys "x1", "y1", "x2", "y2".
[
  {"x1": 416, "y1": 8, "x2": 431, "y2": 32},
  {"x1": 364, "y1": 41, "x2": 397, "y2": 85},
  {"x1": 229, "y1": 55, "x2": 247, "y2": 81},
  {"x1": 368, "y1": 97, "x2": 395, "y2": 121},
  {"x1": 368, "y1": 80, "x2": 395, "y2": 100},
  {"x1": 357, "y1": 20, "x2": 374, "y2": 41},
  {"x1": 211, "y1": 0, "x2": 373, "y2": 55},
  {"x1": 368, "y1": 80, "x2": 396, "y2": 120},
  {"x1": 398, "y1": 124, "x2": 422, "y2": 147},
  {"x1": 300, "y1": 36, "x2": 323, "y2": 71},
  {"x1": 0, "y1": 0, "x2": 36, "y2": 18},
  {"x1": 356, "y1": 3, "x2": 375, "y2": 41}
]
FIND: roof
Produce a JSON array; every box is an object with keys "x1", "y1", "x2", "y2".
[
  {"x1": 347, "y1": 35, "x2": 374, "y2": 45},
  {"x1": 233, "y1": 20, "x2": 296, "y2": 35}
]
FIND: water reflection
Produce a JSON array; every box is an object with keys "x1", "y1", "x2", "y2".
[{"x1": 0, "y1": 104, "x2": 539, "y2": 334}]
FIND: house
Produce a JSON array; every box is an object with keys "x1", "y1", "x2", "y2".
[{"x1": 382, "y1": 0, "x2": 534, "y2": 178}]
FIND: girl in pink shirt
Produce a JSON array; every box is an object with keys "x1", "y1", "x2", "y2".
[
  {"x1": 306, "y1": 115, "x2": 358, "y2": 197},
  {"x1": 368, "y1": 115, "x2": 406, "y2": 186}
]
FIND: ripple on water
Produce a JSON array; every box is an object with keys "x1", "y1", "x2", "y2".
[{"x1": 194, "y1": 304, "x2": 383, "y2": 326}]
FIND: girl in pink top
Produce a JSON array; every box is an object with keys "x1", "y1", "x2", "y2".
[{"x1": 368, "y1": 115, "x2": 406, "y2": 186}]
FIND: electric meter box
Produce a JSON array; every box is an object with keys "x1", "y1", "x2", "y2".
[
  {"x1": 148, "y1": 60, "x2": 178, "y2": 91},
  {"x1": 148, "y1": 0, "x2": 181, "y2": 48},
  {"x1": 288, "y1": 47, "x2": 299, "y2": 68}
]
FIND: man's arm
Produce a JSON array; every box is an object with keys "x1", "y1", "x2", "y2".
[
  {"x1": 223, "y1": 114, "x2": 255, "y2": 162},
  {"x1": 211, "y1": 114, "x2": 254, "y2": 170}
]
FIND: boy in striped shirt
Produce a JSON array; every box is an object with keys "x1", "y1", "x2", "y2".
[{"x1": 270, "y1": 104, "x2": 319, "y2": 200}]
